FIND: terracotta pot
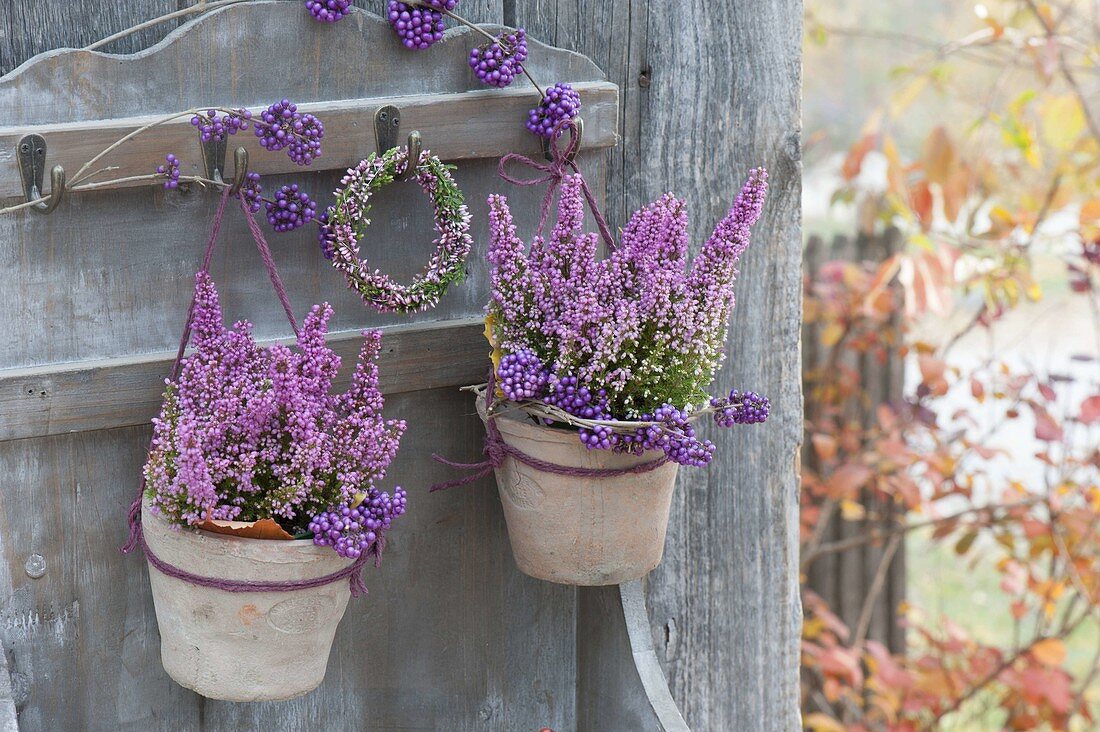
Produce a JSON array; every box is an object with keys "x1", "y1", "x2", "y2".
[
  {"x1": 141, "y1": 503, "x2": 354, "y2": 701},
  {"x1": 481, "y1": 399, "x2": 680, "y2": 585}
]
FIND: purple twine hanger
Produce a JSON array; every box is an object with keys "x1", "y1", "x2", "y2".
[
  {"x1": 123, "y1": 188, "x2": 369, "y2": 598},
  {"x1": 431, "y1": 128, "x2": 665, "y2": 492},
  {"x1": 497, "y1": 118, "x2": 617, "y2": 250},
  {"x1": 429, "y1": 369, "x2": 668, "y2": 492}
]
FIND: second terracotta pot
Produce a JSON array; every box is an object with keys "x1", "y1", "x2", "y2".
[{"x1": 481, "y1": 398, "x2": 680, "y2": 585}]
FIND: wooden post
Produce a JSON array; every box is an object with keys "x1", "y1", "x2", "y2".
[
  {"x1": 513, "y1": 2, "x2": 804, "y2": 728},
  {"x1": 803, "y1": 229, "x2": 906, "y2": 653},
  {"x1": 0, "y1": 2, "x2": 803, "y2": 729}
]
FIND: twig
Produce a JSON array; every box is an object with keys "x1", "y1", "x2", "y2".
[
  {"x1": 804, "y1": 498, "x2": 839, "y2": 560},
  {"x1": 83, "y1": 0, "x2": 251, "y2": 52},
  {"x1": 435, "y1": 6, "x2": 546, "y2": 98},
  {"x1": 932, "y1": 608, "x2": 1093, "y2": 724},
  {"x1": 800, "y1": 498, "x2": 1042, "y2": 570},
  {"x1": 1024, "y1": 0, "x2": 1100, "y2": 143},
  {"x1": 849, "y1": 534, "x2": 902, "y2": 649},
  {"x1": 462, "y1": 383, "x2": 735, "y2": 431}
]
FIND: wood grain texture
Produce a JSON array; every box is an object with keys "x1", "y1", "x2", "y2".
[
  {"x1": 0, "y1": 3, "x2": 605, "y2": 126},
  {"x1": 0, "y1": 0, "x2": 802, "y2": 729},
  {"x1": 514, "y1": 0, "x2": 804, "y2": 729},
  {"x1": 0, "y1": 4, "x2": 592, "y2": 730},
  {"x1": 0, "y1": 82, "x2": 618, "y2": 200},
  {"x1": 0, "y1": 647, "x2": 15, "y2": 732},
  {"x1": 0, "y1": 0, "x2": 181, "y2": 75},
  {"x1": 0, "y1": 319, "x2": 487, "y2": 442}
]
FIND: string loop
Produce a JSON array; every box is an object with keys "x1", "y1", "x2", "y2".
[
  {"x1": 123, "y1": 189, "x2": 366, "y2": 597},
  {"x1": 497, "y1": 118, "x2": 616, "y2": 250}
]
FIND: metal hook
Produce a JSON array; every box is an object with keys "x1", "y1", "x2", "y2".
[
  {"x1": 201, "y1": 138, "x2": 249, "y2": 195},
  {"x1": 401, "y1": 131, "x2": 422, "y2": 181},
  {"x1": 542, "y1": 117, "x2": 584, "y2": 165},
  {"x1": 374, "y1": 105, "x2": 422, "y2": 181},
  {"x1": 200, "y1": 135, "x2": 228, "y2": 186},
  {"x1": 374, "y1": 104, "x2": 401, "y2": 152},
  {"x1": 18, "y1": 135, "x2": 65, "y2": 215},
  {"x1": 228, "y1": 147, "x2": 249, "y2": 195}
]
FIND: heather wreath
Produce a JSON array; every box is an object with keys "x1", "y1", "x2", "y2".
[
  {"x1": 486, "y1": 169, "x2": 771, "y2": 467},
  {"x1": 143, "y1": 272, "x2": 407, "y2": 559}
]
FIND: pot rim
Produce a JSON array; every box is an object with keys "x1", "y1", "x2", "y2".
[
  {"x1": 141, "y1": 498, "x2": 318, "y2": 547},
  {"x1": 476, "y1": 392, "x2": 670, "y2": 463}
]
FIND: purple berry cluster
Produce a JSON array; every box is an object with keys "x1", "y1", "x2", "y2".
[
  {"x1": 238, "y1": 172, "x2": 263, "y2": 213},
  {"x1": 498, "y1": 361, "x2": 721, "y2": 465},
  {"x1": 631, "y1": 405, "x2": 716, "y2": 467},
  {"x1": 543, "y1": 373, "x2": 617, "y2": 452},
  {"x1": 309, "y1": 487, "x2": 408, "y2": 559},
  {"x1": 526, "y1": 83, "x2": 581, "y2": 139},
  {"x1": 304, "y1": 0, "x2": 351, "y2": 22},
  {"x1": 387, "y1": 1, "x2": 446, "y2": 49},
  {"x1": 255, "y1": 99, "x2": 324, "y2": 166},
  {"x1": 190, "y1": 109, "x2": 251, "y2": 142},
  {"x1": 266, "y1": 184, "x2": 317, "y2": 232},
  {"x1": 469, "y1": 29, "x2": 528, "y2": 88},
  {"x1": 711, "y1": 390, "x2": 770, "y2": 427},
  {"x1": 155, "y1": 153, "x2": 181, "y2": 189},
  {"x1": 497, "y1": 348, "x2": 547, "y2": 401},
  {"x1": 377, "y1": 1, "x2": 584, "y2": 139}
]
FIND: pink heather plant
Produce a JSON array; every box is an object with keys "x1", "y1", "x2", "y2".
[
  {"x1": 486, "y1": 169, "x2": 771, "y2": 467},
  {"x1": 144, "y1": 272, "x2": 407, "y2": 558}
]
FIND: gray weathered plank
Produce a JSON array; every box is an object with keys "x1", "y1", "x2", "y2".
[
  {"x1": 0, "y1": 3, "x2": 606, "y2": 126},
  {"x1": 1, "y1": 0, "x2": 803, "y2": 729},
  {"x1": 515, "y1": 0, "x2": 804, "y2": 729},
  {"x1": 0, "y1": 319, "x2": 486, "y2": 442},
  {"x1": 0, "y1": 82, "x2": 619, "y2": 200},
  {"x1": 0, "y1": 0, "x2": 181, "y2": 75},
  {"x1": 0, "y1": 646, "x2": 16, "y2": 732},
  {"x1": 0, "y1": 3, "x2": 592, "y2": 730}
]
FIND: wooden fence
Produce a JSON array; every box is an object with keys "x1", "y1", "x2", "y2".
[
  {"x1": 802, "y1": 229, "x2": 907, "y2": 653},
  {"x1": 0, "y1": 2, "x2": 802, "y2": 730}
]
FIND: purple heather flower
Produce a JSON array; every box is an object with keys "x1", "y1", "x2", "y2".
[
  {"x1": 486, "y1": 168, "x2": 769, "y2": 466},
  {"x1": 143, "y1": 274, "x2": 407, "y2": 550}
]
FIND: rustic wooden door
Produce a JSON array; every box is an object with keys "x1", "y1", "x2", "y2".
[{"x1": 0, "y1": 2, "x2": 802, "y2": 730}]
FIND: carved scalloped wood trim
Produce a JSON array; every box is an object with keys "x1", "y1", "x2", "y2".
[{"x1": 0, "y1": 1, "x2": 618, "y2": 200}]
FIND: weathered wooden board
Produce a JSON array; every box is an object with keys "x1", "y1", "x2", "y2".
[
  {"x1": 0, "y1": 647, "x2": 15, "y2": 732},
  {"x1": 0, "y1": 81, "x2": 618, "y2": 199},
  {"x1": 0, "y1": 393, "x2": 575, "y2": 731},
  {"x1": 0, "y1": 4, "x2": 588, "y2": 731},
  {"x1": 0, "y1": 319, "x2": 486, "y2": 442},
  {"x1": 0, "y1": 0, "x2": 803, "y2": 730},
  {"x1": 515, "y1": 1, "x2": 804, "y2": 729}
]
